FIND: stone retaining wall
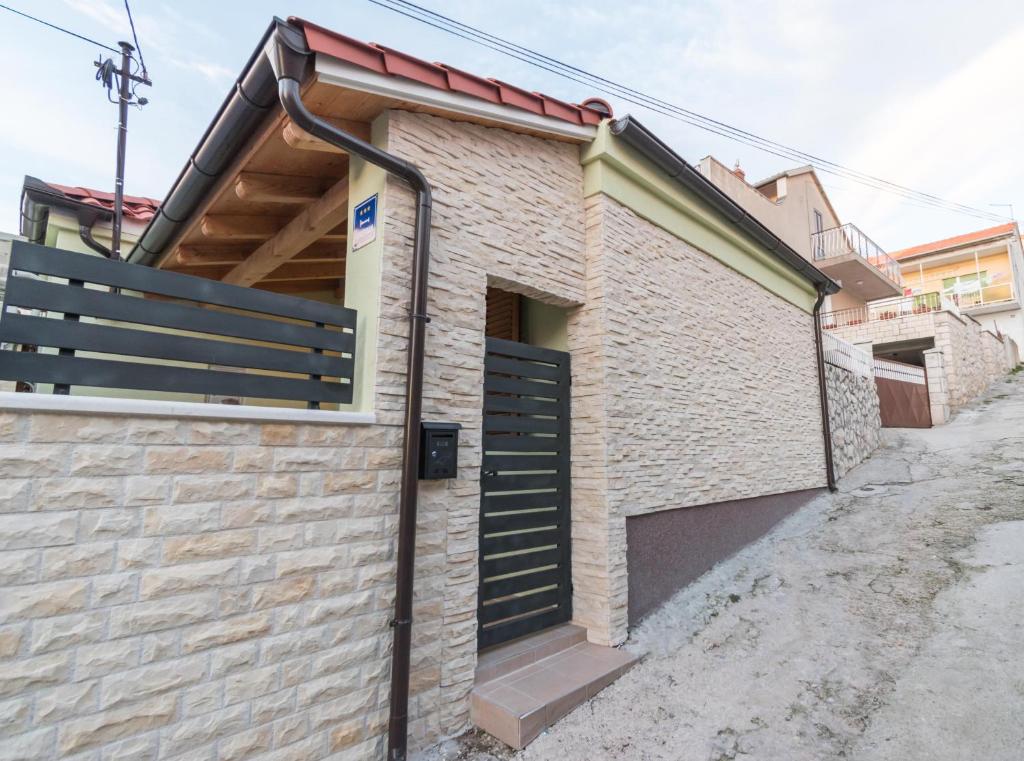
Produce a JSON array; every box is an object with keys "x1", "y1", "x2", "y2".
[
  {"x1": 825, "y1": 363, "x2": 881, "y2": 478},
  {"x1": 829, "y1": 309, "x2": 1014, "y2": 420},
  {"x1": 934, "y1": 313, "x2": 1013, "y2": 410}
]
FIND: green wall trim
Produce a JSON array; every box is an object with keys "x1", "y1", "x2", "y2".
[{"x1": 581, "y1": 124, "x2": 817, "y2": 313}]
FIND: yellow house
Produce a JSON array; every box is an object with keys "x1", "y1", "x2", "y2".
[{"x1": 892, "y1": 222, "x2": 1024, "y2": 348}]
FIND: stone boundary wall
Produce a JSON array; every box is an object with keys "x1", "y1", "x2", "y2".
[
  {"x1": 1003, "y1": 335, "x2": 1021, "y2": 368},
  {"x1": 923, "y1": 348, "x2": 950, "y2": 424},
  {"x1": 825, "y1": 363, "x2": 881, "y2": 478},
  {"x1": 934, "y1": 313, "x2": 1013, "y2": 410},
  {"x1": 828, "y1": 309, "x2": 1013, "y2": 421},
  {"x1": 0, "y1": 411, "x2": 405, "y2": 761}
]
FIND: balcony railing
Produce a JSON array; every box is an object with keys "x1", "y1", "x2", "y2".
[
  {"x1": 811, "y1": 223, "x2": 902, "y2": 286},
  {"x1": 948, "y1": 283, "x2": 1017, "y2": 310},
  {"x1": 819, "y1": 291, "x2": 958, "y2": 330}
]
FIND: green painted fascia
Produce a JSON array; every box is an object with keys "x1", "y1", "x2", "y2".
[{"x1": 581, "y1": 125, "x2": 817, "y2": 313}]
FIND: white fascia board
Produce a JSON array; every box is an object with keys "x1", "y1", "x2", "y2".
[
  {"x1": 314, "y1": 56, "x2": 597, "y2": 142},
  {"x1": 0, "y1": 392, "x2": 376, "y2": 426}
]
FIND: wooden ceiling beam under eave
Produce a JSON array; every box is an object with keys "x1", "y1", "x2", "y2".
[
  {"x1": 221, "y1": 176, "x2": 350, "y2": 287},
  {"x1": 199, "y1": 215, "x2": 347, "y2": 243},
  {"x1": 234, "y1": 172, "x2": 328, "y2": 204},
  {"x1": 175, "y1": 240, "x2": 346, "y2": 267},
  {"x1": 167, "y1": 259, "x2": 346, "y2": 283},
  {"x1": 262, "y1": 260, "x2": 346, "y2": 282},
  {"x1": 281, "y1": 117, "x2": 372, "y2": 153},
  {"x1": 254, "y1": 278, "x2": 345, "y2": 295}
]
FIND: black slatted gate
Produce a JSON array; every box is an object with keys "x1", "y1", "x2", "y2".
[{"x1": 478, "y1": 337, "x2": 571, "y2": 650}]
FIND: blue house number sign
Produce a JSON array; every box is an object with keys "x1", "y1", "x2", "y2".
[{"x1": 352, "y1": 194, "x2": 377, "y2": 251}]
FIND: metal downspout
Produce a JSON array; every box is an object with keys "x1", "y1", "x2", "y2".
[
  {"x1": 265, "y1": 25, "x2": 433, "y2": 761},
  {"x1": 77, "y1": 222, "x2": 113, "y2": 257},
  {"x1": 77, "y1": 209, "x2": 113, "y2": 258},
  {"x1": 813, "y1": 285, "x2": 838, "y2": 492}
]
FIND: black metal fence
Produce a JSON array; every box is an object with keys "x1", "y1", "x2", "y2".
[{"x1": 0, "y1": 242, "x2": 356, "y2": 407}]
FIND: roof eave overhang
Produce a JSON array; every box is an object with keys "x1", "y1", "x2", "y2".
[
  {"x1": 313, "y1": 55, "x2": 597, "y2": 143},
  {"x1": 894, "y1": 232, "x2": 1015, "y2": 264},
  {"x1": 126, "y1": 17, "x2": 292, "y2": 265},
  {"x1": 128, "y1": 17, "x2": 601, "y2": 267}
]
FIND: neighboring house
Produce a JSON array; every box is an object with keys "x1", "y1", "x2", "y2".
[
  {"x1": 0, "y1": 231, "x2": 22, "y2": 392},
  {"x1": 0, "y1": 18, "x2": 925, "y2": 761},
  {"x1": 0, "y1": 230, "x2": 19, "y2": 298},
  {"x1": 696, "y1": 157, "x2": 904, "y2": 311},
  {"x1": 891, "y1": 222, "x2": 1024, "y2": 349},
  {"x1": 697, "y1": 157, "x2": 1016, "y2": 427},
  {"x1": 19, "y1": 175, "x2": 159, "y2": 256},
  {"x1": 13, "y1": 178, "x2": 186, "y2": 400}
]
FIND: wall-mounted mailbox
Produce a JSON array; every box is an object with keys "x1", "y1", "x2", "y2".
[{"x1": 418, "y1": 422, "x2": 461, "y2": 480}]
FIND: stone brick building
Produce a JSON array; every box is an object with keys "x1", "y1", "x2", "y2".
[{"x1": 0, "y1": 17, "x2": 865, "y2": 760}]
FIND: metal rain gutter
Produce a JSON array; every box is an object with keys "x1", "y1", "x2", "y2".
[
  {"x1": 76, "y1": 213, "x2": 114, "y2": 258},
  {"x1": 608, "y1": 115, "x2": 840, "y2": 295},
  {"x1": 19, "y1": 181, "x2": 50, "y2": 245},
  {"x1": 126, "y1": 22, "x2": 282, "y2": 265},
  {"x1": 20, "y1": 177, "x2": 113, "y2": 257}
]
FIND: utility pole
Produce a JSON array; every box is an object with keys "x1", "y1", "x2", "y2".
[
  {"x1": 990, "y1": 203, "x2": 1016, "y2": 221},
  {"x1": 95, "y1": 41, "x2": 151, "y2": 260},
  {"x1": 112, "y1": 41, "x2": 133, "y2": 261}
]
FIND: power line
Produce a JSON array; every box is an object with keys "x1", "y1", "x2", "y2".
[
  {"x1": 0, "y1": 3, "x2": 119, "y2": 53},
  {"x1": 123, "y1": 0, "x2": 147, "y2": 77},
  {"x1": 366, "y1": 0, "x2": 1009, "y2": 225},
  {"x1": 370, "y1": 0, "x2": 1007, "y2": 224},
  {"x1": 371, "y1": 0, "x2": 1007, "y2": 223}
]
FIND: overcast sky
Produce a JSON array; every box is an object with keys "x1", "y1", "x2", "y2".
[{"x1": 2, "y1": 0, "x2": 1021, "y2": 251}]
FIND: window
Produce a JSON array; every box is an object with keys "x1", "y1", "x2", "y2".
[
  {"x1": 812, "y1": 210, "x2": 824, "y2": 257},
  {"x1": 943, "y1": 272, "x2": 987, "y2": 307}
]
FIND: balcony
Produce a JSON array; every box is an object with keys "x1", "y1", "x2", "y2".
[
  {"x1": 819, "y1": 291, "x2": 956, "y2": 330},
  {"x1": 948, "y1": 283, "x2": 1019, "y2": 316},
  {"x1": 811, "y1": 223, "x2": 903, "y2": 301}
]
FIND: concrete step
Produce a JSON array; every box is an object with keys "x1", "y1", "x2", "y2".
[{"x1": 471, "y1": 626, "x2": 637, "y2": 749}]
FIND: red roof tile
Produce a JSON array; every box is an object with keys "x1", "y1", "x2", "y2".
[
  {"x1": 890, "y1": 222, "x2": 1019, "y2": 260},
  {"x1": 44, "y1": 181, "x2": 161, "y2": 222},
  {"x1": 291, "y1": 18, "x2": 610, "y2": 128}
]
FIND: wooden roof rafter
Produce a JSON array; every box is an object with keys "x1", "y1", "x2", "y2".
[{"x1": 160, "y1": 78, "x2": 368, "y2": 295}]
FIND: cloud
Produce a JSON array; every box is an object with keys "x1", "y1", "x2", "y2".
[
  {"x1": 62, "y1": 0, "x2": 126, "y2": 31},
  {"x1": 163, "y1": 57, "x2": 235, "y2": 86},
  {"x1": 62, "y1": 0, "x2": 233, "y2": 86},
  {"x1": 837, "y1": 23, "x2": 1024, "y2": 244}
]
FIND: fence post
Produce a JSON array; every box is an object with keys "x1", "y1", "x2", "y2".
[
  {"x1": 53, "y1": 278, "x2": 83, "y2": 395},
  {"x1": 307, "y1": 321, "x2": 324, "y2": 410}
]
